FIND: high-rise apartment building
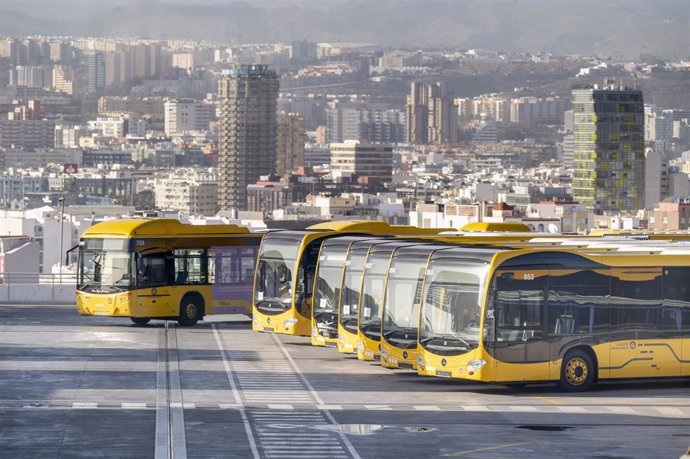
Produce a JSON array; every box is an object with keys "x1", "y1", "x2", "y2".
[
  {"x1": 87, "y1": 52, "x2": 106, "y2": 95},
  {"x1": 164, "y1": 99, "x2": 214, "y2": 136},
  {"x1": 218, "y1": 65, "x2": 279, "y2": 212},
  {"x1": 406, "y1": 81, "x2": 458, "y2": 145},
  {"x1": 572, "y1": 83, "x2": 645, "y2": 213},
  {"x1": 276, "y1": 113, "x2": 306, "y2": 175}
]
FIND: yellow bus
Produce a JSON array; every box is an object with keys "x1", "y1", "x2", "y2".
[
  {"x1": 311, "y1": 236, "x2": 375, "y2": 346},
  {"x1": 356, "y1": 241, "x2": 423, "y2": 361},
  {"x1": 251, "y1": 221, "x2": 444, "y2": 336},
  {"x1": 416, "y1": 246, "x2": 690, "y2": 391},
  {"x1": 337, "y1": 239, "x2": 395, "y2": 354},
  {"x1": 380, "y1": 244, "x2": 456, "y2": 369},
  {"x1": 75, "y1": 219, "x2": 262, "y2": 326}
]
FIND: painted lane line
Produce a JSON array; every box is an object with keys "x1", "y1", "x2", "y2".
[
  {"x1": 271, "y1": 333, "x2": 361, "y2": 459},
  {"x1": 212, "y1": 324, "x2": 260, "y2": 459}
]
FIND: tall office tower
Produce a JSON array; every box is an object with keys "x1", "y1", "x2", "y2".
[
  {"x1": 87, "y1": 52, "x2": 106, "y2": 95},
  {"x1": 572, "y1": 83, "x2": 645, "y2": 213},
  {"x1": 218, "y1": 65, "x2": 279, "y2": 212},
  {"x1": 406, "y1": 81, "x2": 458, "y2": 145},
  {"x1": 276, "y1": 113, "x2": 306, "y2": 175},
  {"x1": 164, "y1": 98, "x2": 214, "y2": 136}
]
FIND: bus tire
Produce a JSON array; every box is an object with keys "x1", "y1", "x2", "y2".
[
  {"x1": 558, "y1": 349, "x2": 594, "y2": 392},
  {"x1": 178, "y1": 294, "x2": 203, "y2": 327},
  {"x1": 130, "y1": 317, "x2": 151, "y2": 326}
]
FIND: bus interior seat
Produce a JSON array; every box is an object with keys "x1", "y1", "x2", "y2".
[{"x1": 555, "y1": 314, "x2": 575, "y2": 334}]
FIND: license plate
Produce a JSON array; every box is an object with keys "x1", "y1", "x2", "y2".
[
  {"x1": 93, "y1": 311, "x2": 108, "y2": 316},
  {"x1": 399, "y1": 363, "x2": 413, "y2": 369},
  {"x1": 436, "y1": 370, "x2": 452, "y2": 378},
  {"x1": 263, "y1": 327, "x2": 274, "y2": 332}
]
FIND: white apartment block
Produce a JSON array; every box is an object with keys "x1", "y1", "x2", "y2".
[
  {"x1": 164, "y1": 99, "x2": 214, "y2": 136},
  {"x1": 87, "y1": 117, "x2": 127, "y2": 138},
  {"x1": 154, "y1": 170, "x2": 219, "y2": 216}
]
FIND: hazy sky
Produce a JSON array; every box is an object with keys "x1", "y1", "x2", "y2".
[{"x1": 1, "y1": 0, "x2": 687, "y2": 58}]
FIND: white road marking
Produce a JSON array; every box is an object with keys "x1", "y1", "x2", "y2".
[{"x1": 212, "y1": 324, "x2": 260, "y2": 459}]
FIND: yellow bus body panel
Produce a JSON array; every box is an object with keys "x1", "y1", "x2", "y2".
[
  {"x1": 357, "y1": 331, "x2": 379, "y2": 361},
  {"x1": 337, "y1": 324, "x2": 358, "y2": 354},
  {"x1": 380, "y1": 340, "x2": 418, "y2": 370}
]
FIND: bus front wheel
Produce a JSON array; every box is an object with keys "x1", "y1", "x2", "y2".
[
  {"x1": 130, "y1": 317, "x2": 151, "y2": 326},
  {"x1": 178, "y1": 295, "x2": 203, "y2": 327},
  {"x1": 559, "y1": 349, "x2": 594, "y2": 392}
]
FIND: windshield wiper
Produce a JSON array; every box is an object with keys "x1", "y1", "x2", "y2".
[{"x1": 421, "y1": 334, "x2": 471, "y2": 348}]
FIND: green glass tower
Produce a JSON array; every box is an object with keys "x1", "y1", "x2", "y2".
[{"x1": 572, "y1": 83, "x2": 644, "y2": 213}]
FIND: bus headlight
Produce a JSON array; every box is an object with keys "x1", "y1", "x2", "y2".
[
  {"x1": 311, "y1": 327, "x2": 318, "y2": 336},
  {"x1": 466, "y1": 359, "x2": 486, "y2": 372},
  {"x1": 284, "y1": 318, "x2": 298, "y2": 329},
  {"x1": 417, "y1": 356, "x2": 424, "y2": 367},
  {"x1": 380, "y1": 347, "x2": 388, "y2": 358}
]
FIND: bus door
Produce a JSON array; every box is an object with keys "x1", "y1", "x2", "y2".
[
  {"x1": 608, "y1": 268, "x2": 673, "y2": 378},
  {"x1": 545, "y1": 269, "x2": 610, "y2": 380},
  {"x1": 493, "y1": 269, "x2": 550, "y2": 382},
  {"x1": 136, "y1": 252, "x2": 174, "y2": 314}
]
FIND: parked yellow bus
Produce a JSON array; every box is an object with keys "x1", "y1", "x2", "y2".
[
  {"x1": 251, "y1": 221, "x2": 444, "y2": 336},
  {"x1": 416, "y1": 246, "x2": 690, "y2": 391},
  {"x1": 311, "y1": 236, "x2": 375, "y2": 346},
  {"x1": 380, "y1": 244, "x2": 456, "y2": 369},
  {"x1": 337, "y1": 239, "x2": 394, "y2": 354},
  {"x1": 357, "y1": 241, "x2": 422, "y2": 361},
  {"x1": 75, "y1": 219, "x2": 262, "y2": 326}
]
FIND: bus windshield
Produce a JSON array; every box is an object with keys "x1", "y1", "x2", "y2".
[
  {"x1": 419, "y1": 259, "x2": 489, "y2": 356},
  {"x1": 254, "y1": 236, "x2": 300, "y2": 315},
  {"x1": 78, "y1": 238, "x2": 134, "y2": 293},
  {"x1": 359, "y1": 252, "x2": 391, "y2": 339},
  {"x1": 382, "y1": 254, "x2": 428, "y2": 348},
  {"x1": 339, "y1": 250, "x2": 368, "y2": 334},
  {"x1": 313, "y1": 249, "x2": 348, "y2": 337}
]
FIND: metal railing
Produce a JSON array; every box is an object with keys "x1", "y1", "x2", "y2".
[
  {"x1": 0, "y1": 273, "x2": 76, "y2": 304},
  {"x1": 0, "y1": 272, "x2": 77, "y2": 285}
]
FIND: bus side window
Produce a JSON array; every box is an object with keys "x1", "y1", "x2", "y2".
[
  {"x1": 546, "y1": 269, "x2": 608, "y2": 336},
  {"x1": 663, "y1": 267, "x2": 690, "y2": 336},
  {"x1": 611, "y1": 268, "x2": 663, "y2": 332},
  {"x1": 494, "y1": 271, "x2": 546, "y2": 342}
]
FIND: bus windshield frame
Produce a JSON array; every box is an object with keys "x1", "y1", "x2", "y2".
[
  {"x1": 358, "y1": 251, "x2": 392, "y2": 339},
  {"x1": 254, "y1": 235, "x2": 302, "y2": 315},
  {"x1": 313, "y1": 248, "x2": 348, "y2": 338},
  {"x1": 78, "y1": 238, "x2": 135, "y2": 293},
  {"x1": 338, "y1": 249, "x2": 369, "y2": 334},
  {"x1": 419, "y1": 258, "x2": 490, "y2": 356},
  {"x1": 382, "y1": 253, "x2": 430, "y2": 349}
]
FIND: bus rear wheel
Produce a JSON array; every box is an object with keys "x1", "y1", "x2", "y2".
[
  {"x1": 130, "y1": 317, "x2": 151, "y2": 326},
  {"x1": 559, "y1": 349, "x2": 594, "y2": 392},
  {"x1": 178, "y1": 295, "x2": 203, "y2": 327}
]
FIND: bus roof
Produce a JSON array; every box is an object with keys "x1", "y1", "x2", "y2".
[
  {"x1": 306, "y1": 220, "x2": 447, "y2": 235},
  {"x1": 81, "y1": 219, "x2": 251, "y2": 238},
  {"x1": 460, "y1": 222, "x2": 533, "y2": 233}
]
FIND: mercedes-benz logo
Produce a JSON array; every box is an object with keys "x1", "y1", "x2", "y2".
[
  {"x1": 441, "y1": 358, "x2": 447, "y2": 367},
  {"x1": 267, "y1": 317, "x2": 271, "y2": 324},
  {"x1": 402, "y1": 351, "x2": 408, "y2": 359}
]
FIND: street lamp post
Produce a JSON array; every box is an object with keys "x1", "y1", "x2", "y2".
[{"x1": 58, "y1": 196, "x2": 65, "y2": 281}]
